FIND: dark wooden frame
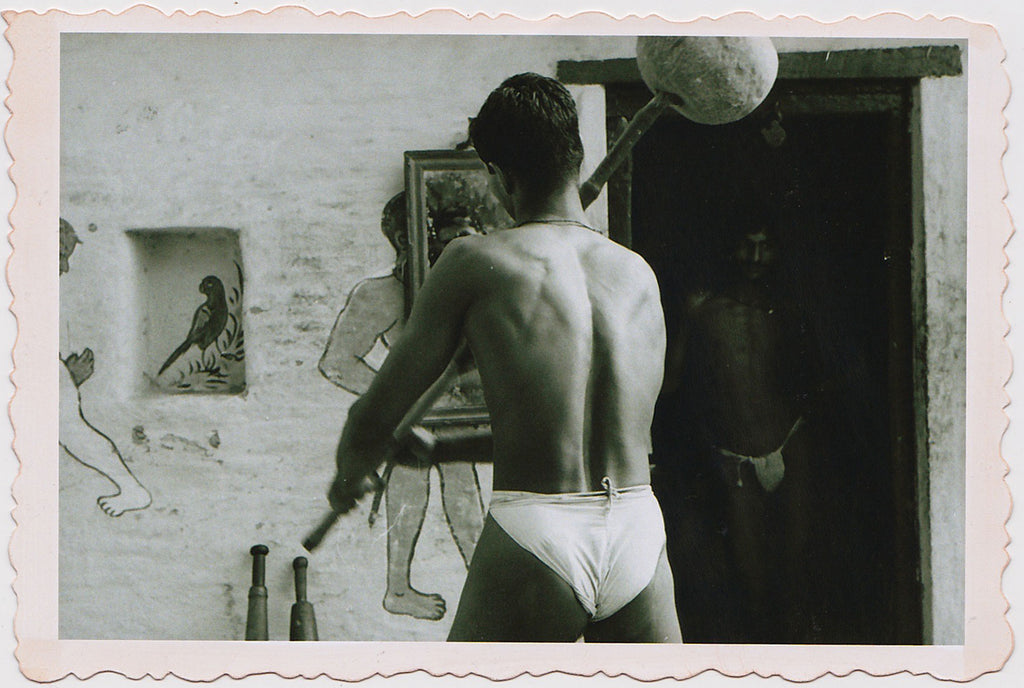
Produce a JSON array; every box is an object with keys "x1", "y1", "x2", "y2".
[
  {"x1": 403, "y1": 149, "x2": 493, "y2": 426},
  {"x1": 404, "y1": 149, "x2": 491, "y2": 310},
  {"x1": 557, "y1": 45, "x2": 962, "y2": 85}
]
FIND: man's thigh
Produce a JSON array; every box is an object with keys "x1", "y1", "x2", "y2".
[
  {"x1": 448, "y1": 516, "x2": 589, "y2": 642},
  {"x1": 584, "y1": 548, "x2": 683, "y2": 643}
]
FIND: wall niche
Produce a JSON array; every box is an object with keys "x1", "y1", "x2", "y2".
[{"x1": 129, "y1": 227, "x2": 246, "y2": 394}]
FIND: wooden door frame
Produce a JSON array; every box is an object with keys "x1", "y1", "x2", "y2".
[{"x1": 557, "y1": 45, "x2": 963, "y2": 644}]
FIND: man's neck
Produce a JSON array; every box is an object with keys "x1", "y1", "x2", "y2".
[{"x1": 510, "y1": 181, "x2": 588, "y2": 227}]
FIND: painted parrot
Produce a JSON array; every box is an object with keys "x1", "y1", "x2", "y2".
[{"x1": 157, "y1": 275, "x2": 228, "y2": 376}]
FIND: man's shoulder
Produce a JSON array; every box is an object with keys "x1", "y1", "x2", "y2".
[
  {"x1": 435, "y1": 231, "x2": 492, "y2": 253},
  {"x1": 587, "y1": 236, "x2": 658, "y2": 285},
  {"x1": 437, "y1": 232, "x2": 520, "y2": 270},
  {"x1": 694, "y1": 293, "x2": 767, "y2": 329},
  {"x1": 441, "y1": 228, "x2": 652, "y2": 281},
  {"x1": 425, "y1": 235, "x2": 506, "y2": 289},
  {"x1": 685, "y1": 290, "x2": 715, "y2": 315}
]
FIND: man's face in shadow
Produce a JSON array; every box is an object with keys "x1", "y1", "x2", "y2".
[{"x1": 733, "y1": 229, "x2": 775, "y2": 282}]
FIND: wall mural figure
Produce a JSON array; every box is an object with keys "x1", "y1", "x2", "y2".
[
  {"x1": 59, "y1": 218, "x2": 152, "y2": 517},
  {"x1": 319, "y1": 192, "x2": 485, "y2": 621},
  {"x1": 157, "y1": 263, "x2": 245, "y2": 393}
]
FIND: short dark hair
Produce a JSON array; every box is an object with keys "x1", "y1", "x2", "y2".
[{"x1": 469, "y1": 73, "x2": 584, "y2": 195}]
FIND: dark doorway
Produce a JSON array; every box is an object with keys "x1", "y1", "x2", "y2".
[{"x1": 606, "y1": 80, "x2": 922, "y2": 644}]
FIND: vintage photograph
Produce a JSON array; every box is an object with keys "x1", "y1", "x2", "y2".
[{"x1": 4, "y1": 7, "x2": 1011, "y2": 683}]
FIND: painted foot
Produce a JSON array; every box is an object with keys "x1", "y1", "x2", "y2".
[
  {"x1": 383, "y1": 587, "x2": 447, "y2": 620},
  {"x1": 97, "y1": 484, "x2": 152, "y2": 517}
]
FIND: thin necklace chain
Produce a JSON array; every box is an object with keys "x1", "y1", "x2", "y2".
[{"x1": 513, "y1": 218, "x2": 597, "y2": 232}]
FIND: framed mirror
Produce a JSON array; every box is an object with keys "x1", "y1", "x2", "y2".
[{"x1": 403, "y1": 149, "x2": 512, "y2": 428}]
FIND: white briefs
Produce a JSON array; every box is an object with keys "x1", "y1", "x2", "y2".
[{"x1": 488, "y1": 478, "x2": 667, "y2": 621}]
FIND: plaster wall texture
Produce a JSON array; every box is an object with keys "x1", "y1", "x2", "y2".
[
  {"x1": 57, "y1": 34, "x2": 967, "y2": 642},
  {"x1": 920, "y1": 72, "x2": 968, "y2": 645},
  {"x1": 58, "y1": 33, "x2": 631, "y2": 641}
]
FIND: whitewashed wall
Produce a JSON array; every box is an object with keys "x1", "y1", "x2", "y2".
[
  {"x1": 58, "y1": 33, "x2": 631, "y2": 641},
  {"x1": 920, "y1": 72, "x2": 968, "y2": 645}
]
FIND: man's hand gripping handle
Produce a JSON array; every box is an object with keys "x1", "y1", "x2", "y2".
[{"x1": 302, "y1": 345, "x2": 466, "y2": 552}]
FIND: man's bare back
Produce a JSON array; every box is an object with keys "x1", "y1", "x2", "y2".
[
  {"x1": 451, "y1": 222, "x2": 664, "y2": 493},
  {"x1": 437, "y1": 222, "x2": 675, "y2": 641},
  {"x1": 328, "y1": 72, "x2": 680, "y2": 642}
]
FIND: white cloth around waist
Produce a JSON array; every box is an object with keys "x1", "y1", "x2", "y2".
[{"x1": 488, "y1": 480, "x2": 666, "y2": 621}]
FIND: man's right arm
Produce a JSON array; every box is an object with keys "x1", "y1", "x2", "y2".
[{"x1": 328, "y1": 238, "x2": 479, "y2": 512}]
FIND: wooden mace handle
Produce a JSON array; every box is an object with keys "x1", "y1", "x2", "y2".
[
  {"x1": 303, "y1": 343, "x2": 472, "y2": 551},
  {"x1": 579, "y1": 92, "x2": 670, "y2": 210}
]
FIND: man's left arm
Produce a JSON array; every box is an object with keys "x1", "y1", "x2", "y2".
[{"x1": 328, "y1": 238, "x2": 478, "y2": 512}]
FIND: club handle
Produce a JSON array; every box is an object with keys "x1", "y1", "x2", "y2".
[
  {"x1": 302, "y1": 511, "x2": 340, "y2": 553},
  {"x1": 392, "y1": 342, "x2": 471, "y2": 438},
  {"x1": 249, "y1": 544, "x2": 268, "y2": 585},
  {"x1": 304, "y1": 346, "x2": 469, "y2": 550},
  {"x1": 292, "y1": 556, "x2": 308, "y2": 601},
  {"x1": 579, "y1": 92, "x2": 670, "y2": 209},
  {"x1": 245, "y1": 544, "x2": 269, "y2": 641}
]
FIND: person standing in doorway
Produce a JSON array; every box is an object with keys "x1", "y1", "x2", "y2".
[{"x1": 325, "y1": 73, "x2": 681, "y2": 642}]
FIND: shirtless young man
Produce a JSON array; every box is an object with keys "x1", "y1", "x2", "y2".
[
  {"x1": 328, "y1": 73, "x2": 681, "y2": 642},
  {"x1": 666, "y1": 223, "x2": 813, "y2": 643}
]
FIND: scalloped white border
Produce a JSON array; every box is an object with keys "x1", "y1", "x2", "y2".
[{"x1": 3, "y1": 6, "x2": 1012, "y2": 684}]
